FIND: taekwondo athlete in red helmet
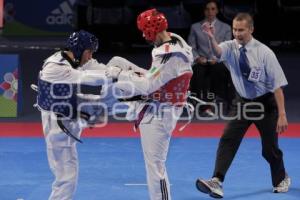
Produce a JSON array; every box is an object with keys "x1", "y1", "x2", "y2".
[{"x1": 107, "y1": 9, "x2": 194, "y2": 200}]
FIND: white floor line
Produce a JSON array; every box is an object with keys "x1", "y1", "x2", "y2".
[
  {"x1": 124, "y1": 183, "x2": 148, "y2": 186},
  {"x1": 124, "y1": 183, "x2": 173, "y2": 186}
]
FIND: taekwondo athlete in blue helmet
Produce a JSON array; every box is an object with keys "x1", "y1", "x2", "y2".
[{"x1": 34, "y1": 30, "x2": 116, "y2": 200}]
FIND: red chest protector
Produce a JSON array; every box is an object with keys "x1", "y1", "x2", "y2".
[{"x1": 149, "y1": 72, "x2": 192, "y2": 106}]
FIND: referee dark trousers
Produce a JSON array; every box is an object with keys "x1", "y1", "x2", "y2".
[{"x1": 213, "y1": 92, "x2": 286, "y2": 187}]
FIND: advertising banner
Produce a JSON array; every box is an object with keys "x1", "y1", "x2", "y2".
[
  {"x1": 3, "y1": 0, "x2": 75, "y2": 36},
  {"x1": 0, "y1": 0, "x2": 3, "y2": 28},
  {"x1": 0, "y1": 55, "x2": 19, "y2": 117}
]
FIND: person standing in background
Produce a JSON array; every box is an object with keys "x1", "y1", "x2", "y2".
[{"x1": 188, "y1": 0, "x2": 234, "y2": 116}]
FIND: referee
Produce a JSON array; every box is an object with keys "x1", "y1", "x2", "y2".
[{"x1": 195, "y1": 13, "x2": 290, "y2": 198}]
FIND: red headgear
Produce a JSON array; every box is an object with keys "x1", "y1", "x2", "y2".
[{"x1": 137, "y1": 9, "x2": 168, "y2": 42}]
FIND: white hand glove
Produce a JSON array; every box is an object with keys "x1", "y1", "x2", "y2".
[
  {"x1": 107, "y1": 56, "x2": 131, "y2": 71},
  {"x1": 107, "y1": 56, "x2": 147, "y2": 74},
  {"x1": 106, "y1": 66, "x2": 122, "y2": 79},
  {"x1": 81, "y1": 59, "x2": 107, "y2": 71}
]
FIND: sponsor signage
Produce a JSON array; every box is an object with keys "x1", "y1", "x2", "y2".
[
  {"x1": 0, "y1": 55, "x2": 19, "y2": 117},
  {"x1": 0, "y1": 0, "x2": 3, "y2": 28},
  {"x1": 3, "y1": 0, "x2": 75, "y2": 35}
]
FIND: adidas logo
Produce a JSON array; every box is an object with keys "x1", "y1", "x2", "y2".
[{"x1": 46, "y1": 0, "x2": 75, "y2": 25}]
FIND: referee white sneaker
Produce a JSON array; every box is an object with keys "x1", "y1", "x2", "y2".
[
  {"x1": 273, "y1": 174, "x2": 291, "y2": 193},
  {"x1": 196, "y1": 177, "x2": 223, "y2": 198}
]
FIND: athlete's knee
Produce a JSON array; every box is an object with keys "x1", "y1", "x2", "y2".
[
  {"x1": 55, "y1": 163, "x2": 78, "y2": 186},
  {"x1": 46, "y1": 132, "x2": 77, "y2": 148}
]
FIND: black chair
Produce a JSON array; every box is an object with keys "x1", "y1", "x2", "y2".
[
  {"x1": 150, "y1": 0, "x2": 191, "y2": 39},
  {"x1": 277, "y1": 0, "x2": 300, "y2": 42},
  {"x1": 126, "y1": 0, "x2": 151, "y2": 46},
  {"x1": 89, "y1": 0, "x2": 130, "y2": 50},
  {"x1": 182, "y1": 0, "x2": 208, "y2": 23},
  {"x1": 220, "y1": 0, "x2": 257, "y2": 24}
]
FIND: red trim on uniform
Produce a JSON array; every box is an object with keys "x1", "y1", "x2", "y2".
[
  {"x1": 149, "y1": 72, "x2": 192, "y2": 105},
  {"x1": 0, "y1": 122, "x2": 300, "y2": 138},
  {"x1": 165, "y1": 44, "x2": 169, "y2": 53}
]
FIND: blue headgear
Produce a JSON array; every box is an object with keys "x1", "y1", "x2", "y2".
[{"x1": 66, "y1": 30, "x2": 99, "y2": 62}]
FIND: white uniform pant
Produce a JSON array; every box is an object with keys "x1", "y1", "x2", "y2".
[
  {"x1": 139, "y1": 106, "x2": 182, "y2": 200},
  {"x1": 41, "y1": 112, "x2": 82, "y2": 200},
  {"x1": 47, "y1": 145, "x2": 78, "y2": 200}
]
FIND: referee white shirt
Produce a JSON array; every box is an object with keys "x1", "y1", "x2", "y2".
[{"x1": 219, "y1": 38, "x2": 288, "y2": 99}]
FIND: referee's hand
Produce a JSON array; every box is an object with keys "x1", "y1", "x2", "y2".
[{"x1": 276, "y1": 114, "x2": 288, "y2": 134}]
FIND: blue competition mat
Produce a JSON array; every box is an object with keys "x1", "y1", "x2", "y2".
[{"x1": 0, "y1": 138, "x2": 299, "y2": 200}]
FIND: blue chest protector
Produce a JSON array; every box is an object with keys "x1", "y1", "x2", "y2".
[
  {"x1": 36, "y1": 76, "x2": 128, "y2": 143},
  {"x1": 37, "y1": 78, "x2": 78, "y2": 119}
]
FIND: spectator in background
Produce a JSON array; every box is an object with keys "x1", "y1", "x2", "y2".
[{"x1": 188, "y1": 0, "x2": 234, "y2": 116}]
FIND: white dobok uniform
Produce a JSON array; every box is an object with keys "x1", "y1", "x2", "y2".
[
  {"x1": 38, "y1": 52, "x2": 111, "y2": 200},
  {"x1": 112, "y1": 33, "x2": 193, "y2": 200}
]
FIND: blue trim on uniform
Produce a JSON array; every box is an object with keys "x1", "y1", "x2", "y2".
[{"x1": 37, "y1": 78, "x2": 78, "y2": 119}]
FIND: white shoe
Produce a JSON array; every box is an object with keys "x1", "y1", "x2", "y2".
[
  {"x1": 273, "y1": 174, "x2": 291, "y2": 193},
  {"x1": 196, "y1": 177, "x2": 224, "y2": 198}
]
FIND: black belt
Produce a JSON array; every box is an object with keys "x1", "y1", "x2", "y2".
[{"x1": 57, "y1": 117, "x2": 83, "y2": 143}]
